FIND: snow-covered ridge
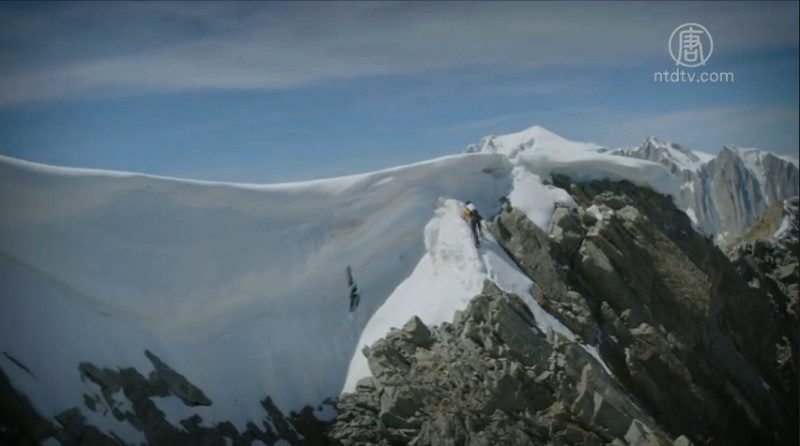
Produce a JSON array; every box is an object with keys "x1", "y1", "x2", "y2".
[
  {"x1": 465, "y1": 125, "x2": 681, "y2": 203},
  {"x1": 2, "y1": 123, "x2": 793, "y2": 441},
  {"x1": 0, "y1": 152, "x2": 513, "y2": 436},
  {"x1": 0, "y1": 126, "x2": 677, "y2": 440}
]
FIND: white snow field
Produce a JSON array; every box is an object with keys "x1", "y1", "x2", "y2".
[
  {"x1": 1, "y1": 125, "x2": 688, "y2": 440},
  {"x1": 0, "y1": 152, "x2": 512, "y2": 437}
]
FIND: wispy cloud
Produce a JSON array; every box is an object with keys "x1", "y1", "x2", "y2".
[{"x1": 1, "y1": 1, "x2": 797, "y2": 105}]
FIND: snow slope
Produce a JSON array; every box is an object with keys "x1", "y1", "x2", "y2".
[
  {"x1": 0, "y1": 124, "x2": 686, "y2": 440},
  {"x1": 344, "y1": 126, "x2": 682, "y2": 391},
  {"x1": 0, "y1": 153, "x2": 512, "y2": 436},
  {"x1": 342, "y1": 198, "x2": 601, "y2": 393},
  {"x1": 466, "y1": 125, "x2": 681, "y2": 228}
]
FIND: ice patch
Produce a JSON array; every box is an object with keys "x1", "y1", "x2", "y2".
[{"x1": 508, "y1": 167, "x2": 575, "y2": 229}]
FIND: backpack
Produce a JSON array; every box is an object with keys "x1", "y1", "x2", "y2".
[
  {"x1": 465, "y1": 204, "x2": 482, "y2": 222},
  {"x1": 471, "y1": 208, "x2": 482, "y2": 222}
]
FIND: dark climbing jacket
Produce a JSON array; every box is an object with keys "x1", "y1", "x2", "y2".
[{"x1": 463, "y1": 204, "x2": 484, "y2": 247}]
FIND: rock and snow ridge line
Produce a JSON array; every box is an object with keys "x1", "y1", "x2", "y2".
[
  {"x1": 467, "y1": 125, "x2": 799, "y2": 241},
  {"x1": 341, "y1": 198, "x2": 614, "y2": 393},
  {"x1": 0, "y1": 128, "x2": 736, "y2": 426},
  {"x1": 1, "y1": 131, "x2": 674, "y2": 441},
  {"x1": 0, "y1": 123, "x2": 792, "y2": 442}
]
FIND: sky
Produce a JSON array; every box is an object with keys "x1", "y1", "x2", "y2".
[{"x1": 0, "y1": 1, "x2": 797, "y2": 182}]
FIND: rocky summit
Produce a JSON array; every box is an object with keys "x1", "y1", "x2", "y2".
[{"x1": 331, "y1": 177, "x2": 798, "y2": 446}]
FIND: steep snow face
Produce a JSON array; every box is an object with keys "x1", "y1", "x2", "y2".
[
  {"x1": 342, "y1": 198, "x2": 601, "y2": 392},
  {"x1": 342, "y1": 199, "x2": 488, "y2": 392},
  {"x1": 0, "y1": 153, "x2": 512, "y2": 432}
]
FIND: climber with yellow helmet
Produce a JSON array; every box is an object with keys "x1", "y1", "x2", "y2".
[{"x1": 462, "y1": 201, "x2": 484, "y2": 248}]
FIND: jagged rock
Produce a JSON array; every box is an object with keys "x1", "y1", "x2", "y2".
[
  {"x1": 0, "y1": 368, "x2": 55, "y2": 445},
  {"x1": 491, "y1": 206, "x2": 600, "y2": 344},
  {"x1": 547, "y1": 206, "x2": 585, "y2": 254},
  {"x1": 54, "y1": 408, "x2": 120, "y2": 446},
  {"x1": 333, "y1": 177, "x2": 797, "y2": 446},
  {"x1": 2, "y1": 350, "x2": 332, "y2": 446},
  {"x1": 331, "y1": 281, "x2": 678, "y2": 445},
  {"x1": 402, "y1": 316, "x2": 434, "y2": 348},
  {"x1": 355, "y1": 377, "x2": 376, "y2": 392},
  {"x1": 624, "y1": 419, "x2": 669, "y2": 446},
  {"x1": 490, "y1": 177, "x2": 798, "y2": 445},
  {"x1": 727, "y1": 197, "x2": 799, "y2": 318},
  {"x1": 144, "y1": 350, "x2": 212, "y2": 407}
]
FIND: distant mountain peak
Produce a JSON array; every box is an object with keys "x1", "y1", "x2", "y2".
[
  {"x1": 613, "y1": 135, "x2": 707, "y2": 174},
  {"x1": 466, "y1": 124, "x2": 604, "y2": 156}
]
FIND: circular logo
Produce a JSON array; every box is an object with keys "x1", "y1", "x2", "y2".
[{"x1": 669, "y1": 23, "x2": 713, "y2": 68}]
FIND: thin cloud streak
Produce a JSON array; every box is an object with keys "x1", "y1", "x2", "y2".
[{"x1": 0, "y1": 1, "x2": 797, "y2": 105}]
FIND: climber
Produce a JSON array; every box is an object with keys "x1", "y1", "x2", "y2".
[{"x1": 462, "y1": 201, "x2": 484, "y2": 248}]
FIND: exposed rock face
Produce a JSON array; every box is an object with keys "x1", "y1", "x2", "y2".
[
  {"x1": 333, "y1": 176, "x2": 798, "y2": 446},
  {"x1": 331, "y1": 283, "x2": 676, "y2": 446},
  {"x1": 727, "y1": 196, "x2": 799, "y2": 336},
  {"x1": 1, "y1": 351, "x2": 333, "y2": 446},
  {"x1": 615, "y1": 138, "x2": 799, "y2": 242},
  {"x1": 497, "y1": 176, "x2": 798, "y2": 445}
]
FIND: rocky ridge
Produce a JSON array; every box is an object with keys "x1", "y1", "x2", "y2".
[
  {"x1": 332, "y1": 176, "x2": 799, "y2": 445},
  {"x1": 1, "y1": 175, "x2": 797, "y2": 445},
  {"x1": 330, "y1": 283, "x2": 681, "y2": 446}
]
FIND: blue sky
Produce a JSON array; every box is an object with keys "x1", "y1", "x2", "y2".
[{"x1": 0, "y1": 1, "x2": 797, "y2": 182}]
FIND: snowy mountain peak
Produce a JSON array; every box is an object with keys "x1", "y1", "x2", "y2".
[
  {"x1": 614, "y1": 136, "x2": 708, "y2": 173},
  {"x1": 723, "y1": 144, "x2": 798, "y2": 168},
  {"x1": 515, "y1": 124, "x2": 566, "y2": 141},
  {"x1": 612, "y1": 135, "x2": 799, "y2": 240},
  {"x1": 465, "y1": 125, "x2": 605, "y2": 157}
]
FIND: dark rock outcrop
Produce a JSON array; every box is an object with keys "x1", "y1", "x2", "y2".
[
  {"x1": 727, "y1": 196, "x2": 799, "y2": 313},
  {"x1": 492, "y1": 176, "x2": 798, "y2": 445},
  {"x1": 333, "y1": 176, "x2": 798, "y2": 446},
  {"x1": 331, "y1": 282, "x2": 676, "y2": 446},
  {"x1": 1, "y1": 351, "x2": 333, "y2": 446}
]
